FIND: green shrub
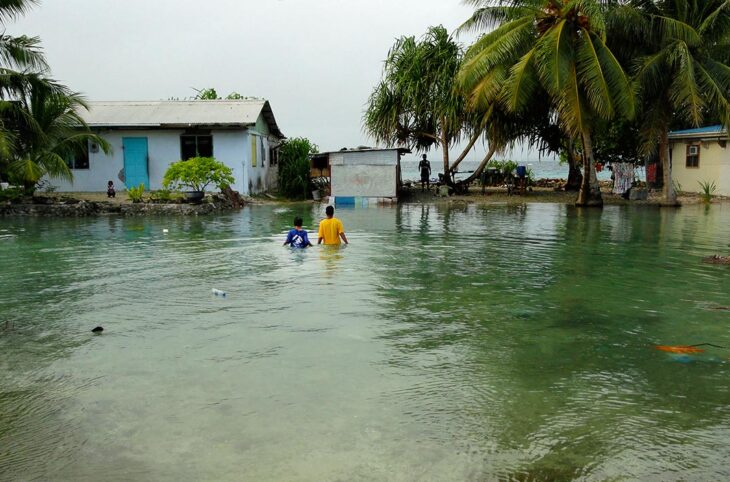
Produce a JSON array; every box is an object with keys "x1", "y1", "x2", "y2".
[
  {"x1": 149, "y1": 189, "x2": 174, "y2": 203},
  {"x1": 127, "y1": 183, "x2": 145, "y2": 203},
  {"x1": 698, "y1": 180, "x2": 717, "y2": 204},
  {"x1": 278, "y1": 137, "x2": 318, "y2": 200},
  {"x1": 163, "y1": 157, "x2": 234, "y2": 192},
  {"x1": 0, "y1": 187, "x2": 25, "y2": 203}
]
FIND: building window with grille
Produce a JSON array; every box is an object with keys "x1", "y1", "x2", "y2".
[
  {"x1": 181, "y1": 135, "x2": 213, "y2": 160},
  {"x1": 686, "y1": 144, "x2": 700, "y2": 168}
]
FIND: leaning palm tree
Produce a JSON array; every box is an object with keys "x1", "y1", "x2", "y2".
[
  {"x1": 608, "y1": 0, "x2": 730, "y2": 206},
  {"x1": 459, "y1": 0, "x2": 635, "y2": 206}
]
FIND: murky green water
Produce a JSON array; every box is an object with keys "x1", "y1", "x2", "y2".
[{"x1": 2, "y1": 203, "x2": 730, "y2": 481}]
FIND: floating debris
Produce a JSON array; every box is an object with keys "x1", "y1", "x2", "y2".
[
  {"x1": 703, "y1": 255, "x2": 730, "y2": 265},
  {"x1": 212, "y1": 289, "x2": 227, "y2": 297},
  {"x1": 656, "y1": 345, "x2": 705, "y2": 354},
  {"x1": 92, "y1": 326, "x2": 104, "y2": 334}
]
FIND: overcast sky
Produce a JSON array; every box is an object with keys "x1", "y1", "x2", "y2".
[{"x1": 7, "y1": 0, "x2": 481, "y2": 154}]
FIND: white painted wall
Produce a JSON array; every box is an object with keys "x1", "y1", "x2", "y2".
[
  {"x1": 671, "y1": 140, "x2": 730, "y2": 196},
  {"x1": 331, "y1": 165, "x2": 397, "y2": 197},
  {"x1": 330, "y1": 150, "x2": 399, "y2": 198},
  {"x1": 47, "y1": 124, "x2": 277, "y2": 195}
]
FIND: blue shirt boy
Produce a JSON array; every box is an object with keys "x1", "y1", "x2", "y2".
[{"x1": 284, "y1": 228, "x2": 311, "y2": 248}]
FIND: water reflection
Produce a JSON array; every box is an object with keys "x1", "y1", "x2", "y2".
[{"x1": 1, "y1": 203, "x2": 730, "y2": 480}]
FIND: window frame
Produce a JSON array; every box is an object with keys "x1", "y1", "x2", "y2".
[
  {"x1": 66, "y1": 142, "x2": 90, "y2": 170},
  {"x1": 180, "y1": 134, "x2": 214, "y2": 160},
  {"x1": 685, "y1": 143, "x2": 700, "y2": 168}
]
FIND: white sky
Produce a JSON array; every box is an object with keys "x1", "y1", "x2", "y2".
[{"x1": 8, "y1": 0, "x2": 480, "y2": 154}]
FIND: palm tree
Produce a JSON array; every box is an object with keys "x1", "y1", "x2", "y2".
[
  {"x1": 459, "y1": 0, "x2": 635, "y2": 206},
  {"x1": 608, "y1": 0, "x2": 730, "y2": 206},
  {"x1": 4, "y1": 83, "x2": 110, "y2": 189},
  {"x1": 364, "y1": 26, "x2": 489, "y2": 185}
]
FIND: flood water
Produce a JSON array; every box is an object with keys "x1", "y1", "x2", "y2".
[{"x1": 2, "y1": 203, "x2": 730, "y2": 481}]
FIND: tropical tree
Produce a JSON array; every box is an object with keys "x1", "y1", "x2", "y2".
[
  {"x1": 364, "y1": 26, "x2": 490, "y2": 185},
  {"x1": 3, "y1": 84, "x2": 110, "y2": 189},
  {"x1": 278, "y1": 137, "x2": 318, "y2": 200},
  {"x1": 459, "y1": 0, "x2": 635, "y2": 206},
  {"x1": 607, "y1": 0, "x2": 730, "y2": 206}
]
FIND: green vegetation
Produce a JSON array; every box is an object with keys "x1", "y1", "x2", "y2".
[
  {"x1": 149, "y1": 189, "x2": 182, "y2": 203},
  {"x1": 127, "y1": 183, "x2": 145, "y2": 203},
  {"x1": 0, "y1": 0, "x2": 109, "y2": 192},
  {"x1": 277, "y1": 137, "x2": 318, "y2": 200},
  {"x1": 364, "y1": 1, "x2": 730, "y2": 206},
  {"x1": 162, "y1": 157, "x2": 234, "y2": 192},
  {"x1": 699, "y1": 180, "x2": 717, "y2": 204}
]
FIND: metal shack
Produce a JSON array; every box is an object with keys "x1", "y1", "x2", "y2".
[{"x1": 321, "y1": 148, "x2": 409, "y2": 205}]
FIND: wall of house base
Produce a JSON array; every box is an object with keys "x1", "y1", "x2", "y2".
[
  {"x1": 671, "y1": 141, "x2": 730, "y2": 196},
  {"x1": 330, "y1": 165, "x2": 397, "y2": 198},
  {"x1": 44, "y1": 129, "x2": 277, "y2": 196}
]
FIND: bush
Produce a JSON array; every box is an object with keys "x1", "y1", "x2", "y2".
[
  {"x1": 278, "y1": 138, "x2": 318, "y2": 200},
  {"x1": 127, "y1": 183, "x2": 145, "y2": 203},
  {"x1": 163, "y1": 157, "x2": 234, "y2": 192},
  {"x1": 699, "y1": 180, "x2": 717, "y2": 204},
  {"x1": 0, "y1": 187, "x2": 25, "y2": 203},
  {"x1": 150, "y1": 189, "x2": 181, "y2": 204}
]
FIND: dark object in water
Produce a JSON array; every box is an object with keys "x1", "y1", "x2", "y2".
[
  {"x1": 703, "y1": 255, "x2": 730, "y2": 265},
  {"x1": 92, "y1": 326, "x2": 104, "y2": 333}
]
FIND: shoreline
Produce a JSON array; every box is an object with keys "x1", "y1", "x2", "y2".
[{"x1": 1, "y1": 187, "x2": 727, "y2": 217}]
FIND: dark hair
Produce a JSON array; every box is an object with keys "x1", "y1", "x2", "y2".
[
  {"x1": 325, "y1": 205, "x2": 334, "y2": 217},
  {"x1": 108, "y1": 180, "x2": 114, "y2": 185},
  {"x1": 422, "y1": 154, "x2": 427, "y2": 159},
  {"x1": 294, "y1": 216, "x2": 303, "y2": 227}
]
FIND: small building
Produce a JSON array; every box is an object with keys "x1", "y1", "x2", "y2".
[
  {"x1": 50, "y1": 100, "x2": 285, "y2": 195},
  {"x1": 669, "y1": 125, "x2": 730, "y2": 196},
  {"x1": 313, "y1": 148, "x2": 409, "y2": 205}
]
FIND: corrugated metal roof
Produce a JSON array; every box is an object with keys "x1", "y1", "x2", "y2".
[
  {"x1": 669, "y1": 125, "x2": 727, "y2": 138},
  {"x1": 79, "y1": 100, "x2": 285, "y2": 138}
]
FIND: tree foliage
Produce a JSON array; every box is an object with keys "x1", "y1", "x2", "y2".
[
  {"x1": 163, "y1": 157, "x2": 234, "y2": 192},
  {"x1": 459, "y1": 0, "x2": 636, "y2": 206},
  {"x1": 277, "y1": 137, "x2": 318, "y2": 200},
  {"x1": 0, "y1": 0, "x2": 109, "y2": 189}
]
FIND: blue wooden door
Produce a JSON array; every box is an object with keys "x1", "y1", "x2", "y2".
[{"x1": 123, "y1": 137, "x2": 149, "y2": 189}]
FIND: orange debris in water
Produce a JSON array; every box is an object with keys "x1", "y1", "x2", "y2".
[{"x1": 655, "y1": 345, "x2": 705, "y2": 354}]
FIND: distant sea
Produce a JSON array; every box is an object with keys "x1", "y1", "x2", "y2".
[{"x1": 400, "y1": 153, "x2": 645, "y2": 183}]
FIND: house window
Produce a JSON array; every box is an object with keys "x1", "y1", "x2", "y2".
[
  {"x1": 269, "y1": 147, "x2": 278, "y2": 166},
  {"x1": 686, "y1": 144, "x2": 700, "y2": 168},
  {"x1": 66, "y1": 143, "x2": 89, "y2": 170},
  {"x1": 181, "y1": 135, "x2": 213, "y2": 160}
]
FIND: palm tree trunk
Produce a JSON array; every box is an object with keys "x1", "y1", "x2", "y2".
[
  {"x1": 564, "y1": 138, "x2": 582, "y2": 191},
  {"x1": 576, "y1": 132, "x2": 603, "y2": 207},
  {"x1": 456, "y1": 144, "x2": 497, "y2": 186},
  {"x1": 659, "y1": 128, "x2": 679, "y2": 206},
  {"x1": 448, "y1": 131, "x2": 480, "y2": 174},
  {"x1": 441, "y1": 119, "x2": 453, "y2": 186}
]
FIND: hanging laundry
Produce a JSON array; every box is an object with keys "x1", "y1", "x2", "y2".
[
  {"x1": 612, "y1": 162, "x2": 635, "y2": 195},
  {"x1": 646, "y1": 163, "x2": 657, "y2": 184}
]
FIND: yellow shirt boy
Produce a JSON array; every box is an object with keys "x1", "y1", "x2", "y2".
[{"x1": 317, "y1": 206, "x2": 349, "y2": 245}]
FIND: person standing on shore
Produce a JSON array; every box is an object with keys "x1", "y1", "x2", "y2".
[
  {"x1": 418, "y1": 154, "x2": 431, "y2": 191},
  {"x1": 318, "y1": 206, "x2": 348, "y2": 245}
]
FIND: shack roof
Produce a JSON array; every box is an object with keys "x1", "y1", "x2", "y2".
[
  {"x1": 79, "y1": 100, "x2": 285, "y2": 138},
  {"x1": 669, "y1": 125, "x2": 728, "y2": 140},
  {"x1": 315, "y1": 147, "x2": 411, "y2": 156}
]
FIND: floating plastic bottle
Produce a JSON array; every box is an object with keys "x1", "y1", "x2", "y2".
[{"x1": 212, "y1": 289, "x2": 227, "y2": 297}]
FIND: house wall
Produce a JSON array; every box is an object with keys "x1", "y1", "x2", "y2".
[
  {"x1": 671, "y1": 140, "x2": 730, "y2": 196},
  {"x1": 48, "y1": 123, "x2": 277, "y2": 195},
  {"x1": 330, "y1": 150, "x2": 399, "y2": 198}
]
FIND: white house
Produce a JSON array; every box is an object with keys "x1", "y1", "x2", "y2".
[
  {"x1": 51, "y1": 100, "x2": 285, "y2": 195},
  {"x1": 313, "y1": 148, "x2": 409, "y2": 205},
  {"x1": 669, "y1": 125, "x2": 730, "y2": 196}
]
